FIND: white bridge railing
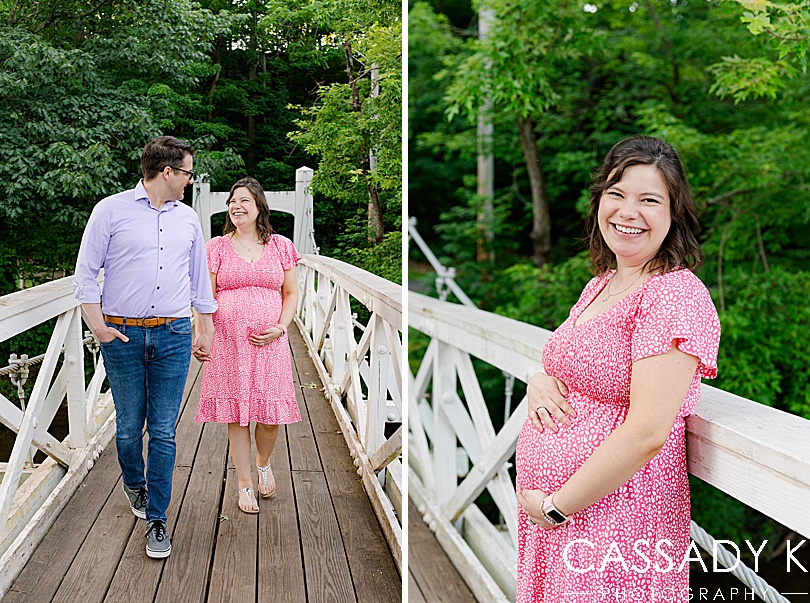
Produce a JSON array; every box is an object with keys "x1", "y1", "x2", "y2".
[
  {"x1": 409, "y1": 291, "x2": 810, "y2": 602},
  {"x1": 0, "y1": 277, "x2": 115, "y2": 597},
  {"x1": 296, "y1": 255, "x2": 403, "y2": 570}
]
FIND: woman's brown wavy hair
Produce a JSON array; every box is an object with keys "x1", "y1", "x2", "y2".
[
  {"x1": 223, "y1": 177, "x2": 275, "y2": 243},
  {"x1": 585, "y1": 135, "x2": 703, "y2": 276}
]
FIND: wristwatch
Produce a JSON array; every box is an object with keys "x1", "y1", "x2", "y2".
[
  {"x1": 276, "y1": 323, "x2": 287, "y2": 335},
  {"x1": 540, "y1": 493, "x2": 571, "y2": 527}
]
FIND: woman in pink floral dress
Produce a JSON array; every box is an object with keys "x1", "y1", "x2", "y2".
[
  {"x1": 196, "y1": 177, "x2": 301, "y2": 514},
  {"x1": 515, "y1": 136, "x2": 720, "y2": 602}
]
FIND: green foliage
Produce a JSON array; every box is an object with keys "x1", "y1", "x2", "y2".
[
  {"x1": 710, "y1": 0, "x2": 810, "y2": 101},
  {"x1": 442, "y1": 0, "x2": 598, "y2": 124},
  {"x1": 408, "y1": 3, "x2": 475, "y2": 231},
  {"x1": 714, "y1": 267, "x2": 810, "y2": 417},
  {"x1": 492, "y1": 253, "x2": 593, "y2": 330},
  {"x1": 289, "y1": 3, "x2": 402, "y2": 242},
  {"x1": 342, "y1": 231, "x2": 402, "y2": 285},
  {"x1": 0, "y1": 26, "x2": 155, "y2": 225}
]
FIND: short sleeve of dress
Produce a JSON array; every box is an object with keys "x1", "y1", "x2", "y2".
[
  {"x1": 631, "y1": 270, "x2": 720, "y2": 379},
  {"x1": 273, "y1": 235, "x2": 302, "y2": 271},
  {"x1": 206, "y1": 236, "x2": 223, "y2": 275}
]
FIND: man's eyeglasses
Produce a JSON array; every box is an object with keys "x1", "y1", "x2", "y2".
[{"x1": 169, "y1": 166, "x2": 198, "y2": 182}]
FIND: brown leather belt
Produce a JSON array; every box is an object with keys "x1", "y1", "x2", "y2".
[{"x1": 104, "y1": 315, "x2": 181, "y2": 328}]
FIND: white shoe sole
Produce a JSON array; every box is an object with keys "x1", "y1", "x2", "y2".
[{"x1": 146, "y1": 544, "x2": 171, "y2": 559}]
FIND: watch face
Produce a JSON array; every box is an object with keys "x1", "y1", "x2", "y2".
[{"x1": 547, "y1": 508, "x2": 567, "y2": 523}]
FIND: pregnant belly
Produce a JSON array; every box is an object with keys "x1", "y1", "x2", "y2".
[
  {"x1": 214, "y1": 287, "x2": 282, "y2": 337},
  {"x1": 515, "y1": 392, "x2": 628, "y2": 493}
]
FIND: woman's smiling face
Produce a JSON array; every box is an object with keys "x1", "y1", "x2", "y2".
[
  {"x1": 597, "y1": 164, "x2": 672, "y2": 268},
  {"x1": 227, "y1": 187, "x2": 259, "y2": 227}
]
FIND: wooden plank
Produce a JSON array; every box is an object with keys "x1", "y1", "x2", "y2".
[
  {"x1": 0, "y1": 313, "x2": 72, "y2": 527},
  {"x1": 297, "y1": 362, "x2": 400, "y2": 599},
  {"x1": 287, "y1": 341, "x2": 321, "y2": 472},
  {"x1": 407, "y1": 500, "x2": 477, "y2": 603},
  {"x1": 409, "y1": 292, "x2": 549, "y2": 382},
  {"x1": 258, "y1": 425, "x2": 306, "y2": 603},
  {"x1": 293, "y1": 470, "x2": 356, "y2": 603},
  {"x1": 687, "y1": 385, "x2": 810, "y2": 539},
  {"x1": 3, "y1": 441, "x2": 121, "y2": 602},
  {"x1": 408, "y1": 571, "x2": 428, "y2": 603},
  {"x1": 370, "y1": 426, "x2": 402, "y2": 472},
  {"x1": 0, "y1": 277, "x2": 80, "y2": 342},
  {"x1": 292, "y1": 323, "x2": 403, "y2": 571},
  {"x1": 103, "y1": 362, "x2": 204, "y2": 603},
  {"x1": 153, "y1": 420, "x2": 229, "y2": 603},
  {"x1": 50, "y1": 479, "x2": 135, "y2": 603},
  {"x1": 313, "y1": 429, "x2": 401, "y2": 602},
  {"x1": 207, "y1": 466, "x2": 257, "y2": 603},
  {"x1": 410, "y1": 475, "x2": 508, "y2": 603}
]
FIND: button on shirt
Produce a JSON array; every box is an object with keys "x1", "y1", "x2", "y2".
[{"x1": 73, "y1": 180, "x2": 218, "y2": 317}]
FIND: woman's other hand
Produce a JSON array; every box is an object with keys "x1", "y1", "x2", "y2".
[
  {"x1": 527, "y1": 372, "x2": 575, "y2": 433},
  {"x1": 249, "y1": 327, "x2": 284, "y2": 347},
  {"x1": 517, "y1": 487, "x2": 555, "y2": 530}
]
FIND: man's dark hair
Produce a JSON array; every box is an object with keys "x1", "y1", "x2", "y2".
[{"x1": 140, "y1": 136, "x2": 196, "y2": 181}]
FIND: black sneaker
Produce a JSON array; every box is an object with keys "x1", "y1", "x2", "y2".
[
  {"x1": 145, "y1": 520, "x2": 171, "y2": 558},
  {"x1": 122, "y1": 484, "x2": 147, "y2": 519}
]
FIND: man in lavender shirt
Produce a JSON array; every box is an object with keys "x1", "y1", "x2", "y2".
[{"x1": 73, "y1": 136, "x2": 216, "y2": 559}]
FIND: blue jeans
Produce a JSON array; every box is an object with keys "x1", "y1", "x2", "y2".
[{"x1": 99, "y1": 317, "x2": 192, "y2": 523}]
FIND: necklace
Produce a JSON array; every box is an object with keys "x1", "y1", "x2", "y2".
[
  {"x1": 231, "y1": 234, "x2": 263, "y2": 253},
  {"x1": 602, "y1": 271, "x2": 644, "y2": 302}
]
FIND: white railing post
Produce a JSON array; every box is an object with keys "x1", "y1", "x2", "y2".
[
  {"x1": 432, "y1": 341, "x2": 458, "y2": 507},
  {"x1": 366, "y1": 314, "x2": 389, "y2": 457},
  {"x1": 331, "y1": 291, "x2": 351, "y2": 387},
  {"x1": 295, "y1": 167, "x2": 315, "y2": 255},
  {"x1": 65, "y1": 307, "x2": 89, "y2": 448},
  {"x1": 192, "y1": 178, "x2": 213, "y2": 242}
]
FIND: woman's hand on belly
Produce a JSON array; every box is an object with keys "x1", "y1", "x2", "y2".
[
  {"x1": 517, "y1": 487, "x2": 555, "y2": 530},
  {"x1": 249, "y1": 326, "x2": 284, "y2": 347},
  {"x1": 527, "y1": 372, "x2": 576, "y2": 433}
]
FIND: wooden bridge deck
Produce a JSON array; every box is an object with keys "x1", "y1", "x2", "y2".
[
  {"x1": 3, "y1": 328, "x2": 400, "y2": 603},
  {"x1": 407, "y1": 500, "x2": 477, "y2": 603}
]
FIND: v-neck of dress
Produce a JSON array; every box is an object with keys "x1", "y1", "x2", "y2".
[
  {"x1": 227, "y1": 234, "x2": 268, "y2": 265},
  {"x1": 572, "y1": 270, "x2": 656, "y2": 329}
]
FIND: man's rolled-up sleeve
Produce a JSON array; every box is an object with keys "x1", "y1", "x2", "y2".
[
  {"x1": 73, "y1": 207, "x2": 108, "y2": 303},
  {"x1": 189, "y1": 223, "x2": 218, "y2": 314}
]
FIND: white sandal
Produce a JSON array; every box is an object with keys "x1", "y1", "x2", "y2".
[
  {"x1": 256, "y1": 463, "x2": 276, "y2": 498},
  {"x1": 237, "y1": 487, "x2": 259, "y2": 514}
]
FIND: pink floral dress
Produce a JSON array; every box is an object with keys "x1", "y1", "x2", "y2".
[
  {"x1": 196, "y1": 234, "x2": 302, "y2": 426},
  {"x1": 515, "y1": 269, "x2": 720, "y2": 603}
]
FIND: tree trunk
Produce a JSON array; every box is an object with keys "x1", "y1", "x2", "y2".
[
  {"x1": 644, "y1": 0, "x2": 680, "y2": 105},
  {"x1": 207, "y1": 39, "x2": 223, "y2": 118},
  {"x1": 344, "y1": 39, "x2": 384, "y2": 245},
  {"x1": 517, "y1": 116, "x2": 552, "y2": 266}
]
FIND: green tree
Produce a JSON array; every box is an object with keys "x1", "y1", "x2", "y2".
[
  {"x1": 442, "y1": 0, "x2": 600, "y2": 266},
  {"x1": 289, "y1": 0, "x2": 402, "y2": 248}
]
